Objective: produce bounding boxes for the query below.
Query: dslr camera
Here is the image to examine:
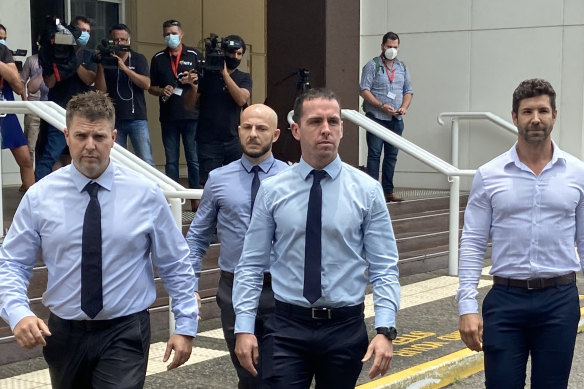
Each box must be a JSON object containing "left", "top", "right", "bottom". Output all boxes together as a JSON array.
[{"left": 96, "top": 39, "right": 131, "bottom": 69}]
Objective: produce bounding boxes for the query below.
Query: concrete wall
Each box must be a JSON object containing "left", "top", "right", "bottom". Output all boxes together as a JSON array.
[
  {"left": 360, "top": 0, "right": 584, "bottom": 190},
  {"left": 0, "top": 0, "right": 32, "bottom": 185}
]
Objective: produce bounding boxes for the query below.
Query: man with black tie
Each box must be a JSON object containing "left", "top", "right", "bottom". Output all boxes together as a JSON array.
[
  {"left": 233, "top": 88, "right": 401, "bottom": 387},
  {"left": 0, "top": 91, "right": 198, "bottom": 388},
  {"left": 186, "top": 103, "right": 287, "bottom": 388}
]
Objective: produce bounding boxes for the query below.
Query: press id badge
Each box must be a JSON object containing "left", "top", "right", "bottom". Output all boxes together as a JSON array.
[
  {"left": 386, "top": 90, "right": 396, "bottom": 100},
  {"left": 173, "top": 87, "right": 183, "bottom": 96}
]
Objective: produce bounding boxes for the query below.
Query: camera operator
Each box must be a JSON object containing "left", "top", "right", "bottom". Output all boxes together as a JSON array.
[
  {"left": 183, "top": 34, "right": 252, "bottom": 185},
  {"left": 149, "top": 20, "right": 202, "bottom": 207},
  {"left": 94, "top": 24, "right": 154, "bottom": 166},
  {"left": 36, "top": 16, "right": 96, "bottom": 181}
]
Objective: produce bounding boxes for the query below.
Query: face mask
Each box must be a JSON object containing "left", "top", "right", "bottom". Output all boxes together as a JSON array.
[
  {"left": 0, "top": 40, "right": 6, "bottom": 46},
  {"left": 384, "top": 48, "right": 398, "bottom": 60},
  {"left": 77, "top": 31, "right": 90, "bottom": 46},
  {"left": 225, "top": 56, "right": 241, "bottom": 70},
  {"left": 165, "top": 34, "right": 180, "bottom": 49}
]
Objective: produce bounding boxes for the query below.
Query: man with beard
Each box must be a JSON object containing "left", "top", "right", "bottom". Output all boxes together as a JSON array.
[
  {"left": 186, "top": 104, "right": 287, "bottom": 388},
  {"left": 183, "top": 34, "right": 252, "bottom": 185},
  {"left": 457, "top": 78, "right": 584, "bottom": 388}
]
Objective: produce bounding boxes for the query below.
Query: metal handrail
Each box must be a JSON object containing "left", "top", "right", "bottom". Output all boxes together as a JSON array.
[
  {"left": 288, "top": 109, "right": 475, "bottom": 275},
  {"left": 0, "top": 100, "right": 202, "bottom": 335},
  {"left": 437, "top": 112, "right": 517, "bottom": 168}
]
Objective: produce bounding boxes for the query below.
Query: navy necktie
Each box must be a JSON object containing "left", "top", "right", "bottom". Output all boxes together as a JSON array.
[
  {"left": 303, "top": 170, "right": 327, "bottom": 304},
  {"left": 250, "top": 165, "right": 260, "bottom": 214},
  {"left": 81, "top": 182, "right": 103, "bottom": 319}
]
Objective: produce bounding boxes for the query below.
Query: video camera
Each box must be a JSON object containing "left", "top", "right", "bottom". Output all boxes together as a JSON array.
[
  {"left": 8, "top": 49, "right": 27, "bottom": 72},
  {"left": 38, "top": 16, "right": 82, "bottom": 80},
  {"left": 96, "top": 39, "right": 130, "bottom": 69},
  {"left": 196, "top": 33, "right": 242, "bottom": 87}
]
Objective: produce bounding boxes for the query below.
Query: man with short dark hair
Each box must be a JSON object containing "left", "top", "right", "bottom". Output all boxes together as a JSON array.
[
  {"left": 233, "top": 88, "right": 400, "bottom": 388},
  {"left": 149, "top": 19, "right": 202, "bottom": 200},
  {"left": 94, "top": 23, "right": 154, "bottom": 165},
  {"left": 0, "top": 90, "right": 198, "bottom": 389},
  {"left": 360, "top": 31, "right": 413, "bottom": 202},
  {"left": 183, "top": 34, "right": 252, "bottom": 185},
  {"left": 457, "top": 78, "right": 583, "bottom": 388}
]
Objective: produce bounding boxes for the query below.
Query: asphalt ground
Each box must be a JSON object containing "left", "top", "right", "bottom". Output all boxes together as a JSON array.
[{"left": 1, "top": 267, "right": 583, "bottom": 389}]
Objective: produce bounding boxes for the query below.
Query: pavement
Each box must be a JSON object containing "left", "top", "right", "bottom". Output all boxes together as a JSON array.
[{"left": 0, "top": 266, "right": 583, "bottom": 389}]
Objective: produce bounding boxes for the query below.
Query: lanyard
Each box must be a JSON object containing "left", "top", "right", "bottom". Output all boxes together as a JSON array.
[
  {"left": 168, "top": 46, "right": 182, "bottom": 77},
  {"left": 381, "top": 55, "right": 395, "bottom": 84}
]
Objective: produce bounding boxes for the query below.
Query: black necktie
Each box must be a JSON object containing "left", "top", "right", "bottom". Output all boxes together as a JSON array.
[
  {"left": 250, "top": 165, "right": 260, "bottom": 214},
  {"left": 303, "top": 170, "right": 327, "bottom": 304},
  {"left": 81, "top": 182, "right": 103, "bottom": 319}
]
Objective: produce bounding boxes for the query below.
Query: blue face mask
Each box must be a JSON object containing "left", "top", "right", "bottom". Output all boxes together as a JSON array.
[
  {"left": 77, "top": 31, "right": 90, "bottom": 46},
  {"left": 0, "top": 39, "right": 6, "bottom": 46},
  {"left": 165, "top": 34, "right": 180, "bottom": 49}
]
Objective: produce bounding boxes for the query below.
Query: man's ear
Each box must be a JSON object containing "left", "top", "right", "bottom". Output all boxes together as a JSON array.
[
  {"left": 291, "top": 123, "right": 300, "bottom": 141},
  {"left": 272, "top": 128, "right": 281, "bottom": 143}
]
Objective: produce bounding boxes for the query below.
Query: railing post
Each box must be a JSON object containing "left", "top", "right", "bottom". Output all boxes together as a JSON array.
[
  {"left": 451, "top": 118, "right": 459, "bottom": 168},
  {"left": 449, "top": 176, "right": 460, "bottom": 276},
  {"left": 168, "top": 197, "right": 183, "bottom": 335}
]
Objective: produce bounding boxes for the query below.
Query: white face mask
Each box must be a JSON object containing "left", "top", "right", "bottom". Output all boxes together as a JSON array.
[{"left": 384, "top": 48, "right": 398, "bottom": 60}]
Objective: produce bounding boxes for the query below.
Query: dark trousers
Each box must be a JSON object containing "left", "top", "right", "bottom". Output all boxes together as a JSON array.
[
  {"left": 217, "top": 272, "right": 275, "bottom": 389},
  {"left": 198, "top": 138, "right": 242, "bottom": 185},
  {"left": 365, "top": 112, "right": 404, "bottom": 195},
  {"left": 482, "top": 282, "right": 580, "bottom": 389},
  {"left": 263, "top": 301, "right": 369, "bottom": 389},
  {"left": 43, "top": 311, "right": 150, "bottom": 389}
]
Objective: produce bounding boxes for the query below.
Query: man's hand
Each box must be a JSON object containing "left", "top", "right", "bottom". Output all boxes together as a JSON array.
[
  {"left": 361, "top": 334, "right": 393, "bottom": 378},
  {"left": 163, "top": 334, "right": 194, "bottom": 370},
  {"left": 13, "top": 316, "right": 51, "bottom": 349},
  {"left": 179, "top": 70, "right": 198, "bottom": 87},
  {"left": 397, "top": 106, "right": 408, "bottom": 115},
  {"left": 381, "top": 104, "right": 397, "bottom": 116},
  {"left": 235, "top": 333, "right": 259, "bottom": 376},
  {"left": 113, "top": 54, "right": 127, "bottom": 71},
  {"left": 161, "top": 85, "right": 174, "bottom": 97},
  {"left": 459, "top": 313, "right": 483, "bottom": 352}
]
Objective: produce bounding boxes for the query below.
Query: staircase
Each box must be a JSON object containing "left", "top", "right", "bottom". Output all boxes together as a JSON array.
[{"left": 0, "top": 187, "right": 468, "bottom": 365}]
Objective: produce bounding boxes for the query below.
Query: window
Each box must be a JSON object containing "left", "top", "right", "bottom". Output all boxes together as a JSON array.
[{"left": 68, "top": 0, "right": 123, "bottom": 48}]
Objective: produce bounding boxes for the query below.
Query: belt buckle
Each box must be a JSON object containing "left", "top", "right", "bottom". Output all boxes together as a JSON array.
[
  {"left": 311, "top": 307, "right": 331, "bottom": 320},
  {"left": 526, "top": 278, "right": 543, "bottom": 290}
]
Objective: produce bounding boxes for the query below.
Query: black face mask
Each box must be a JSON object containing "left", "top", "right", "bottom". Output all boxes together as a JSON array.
[{"left": 225, "top": 56, "right": 241, "bottom": 70}]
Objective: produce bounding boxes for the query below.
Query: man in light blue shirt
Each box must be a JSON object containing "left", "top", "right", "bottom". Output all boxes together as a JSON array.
[
  {"left": 360, "top": 31, "right": 413, "bottom": 202},
  {"left": 457, "top": 79, "right": 584, "bottom": 388},
  {"left": 0, "top": 91, "right": 198, "bottom": 388},
  {"left": 233, "top": 89, "right": 400, "bottom": 388},
  {"left": 186, "top": 103, "right": 287, "bottom": 388}
]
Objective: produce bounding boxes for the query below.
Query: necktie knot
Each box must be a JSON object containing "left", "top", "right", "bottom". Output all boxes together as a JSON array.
[
  {"left": 251, "top": 165, "right": 260, "bottom": 174},
  {"left": 84, "top": 182, "right": 100, "bottom": 198},
  {"left": 311, "top": 170, "right": 327, "bottom": 184}
]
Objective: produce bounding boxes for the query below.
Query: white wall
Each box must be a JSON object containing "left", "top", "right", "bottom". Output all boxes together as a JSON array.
[
  {"left": 360, "top": 0, "right": 584, "bottom": 190},
  {"left": 0, "top": 0, "right": 33, "bottom": 185}
]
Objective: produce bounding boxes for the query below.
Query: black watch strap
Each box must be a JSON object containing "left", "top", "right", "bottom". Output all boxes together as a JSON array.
[{"left": 376, "top": 326, "right": 397, "bottom": 340}]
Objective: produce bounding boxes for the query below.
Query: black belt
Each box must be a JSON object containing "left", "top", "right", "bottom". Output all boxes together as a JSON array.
[
  {"left": 275, "top": 300, "right": 364, "bottom": 321},
  {"left": 221, "top": 270, "right": 271, "bottom": 286},
  {"left": 50, "top": 310, "right": 148, "bottom": 331},
  {"left": 493, "top": 272, "right": 576, "bottom": 290}
]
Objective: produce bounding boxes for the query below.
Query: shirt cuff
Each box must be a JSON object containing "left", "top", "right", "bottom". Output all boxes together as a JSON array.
[
  {"left": 8, "top": 305, "right": 36, "bottom": 331},
  {"left": 373, "top": 307, "right": 396, "bottom": 329},
  {"left": 458, "top": 299, "right": 479, "bottom": 316},
  {"left": 174, "top": 316, "right": 199, "bottom": 337},
  {"left": 234, "top": 312, "right": 256, "bottom": 334}
]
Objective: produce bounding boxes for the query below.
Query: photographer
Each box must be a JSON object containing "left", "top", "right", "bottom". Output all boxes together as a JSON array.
[
  {"left": 183, "top": 34, "right": 252, "bottom": 185},
  {"left": 94, "top": 24, "right": 154, "bottom": 166},
  {"left": 149, "top": 19, "right": 202, "bottom": 205},
  {"left": 36, "top": 16, "right": 96, "bottom": 181}
]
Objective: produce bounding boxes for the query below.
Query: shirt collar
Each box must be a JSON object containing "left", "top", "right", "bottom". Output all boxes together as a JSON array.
[
  {"left": 70, "top": 160, "right": 114, "bottom": 193},
  {"left": 298, "top": 155, "right": 342, "bottom": 180},
  {"left": 240, "top": 154, "right": 276, "bottom": 174},
  {"left": 506, "top": 140, "right": 566, "bottom": 169}
]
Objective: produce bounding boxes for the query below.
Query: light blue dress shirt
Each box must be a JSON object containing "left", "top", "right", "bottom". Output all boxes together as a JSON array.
[
  {"left": 360, "top": 57, "right": 413, "bottom": 121},
  {"left": 186, "top": 154, "right": 288, "bottom": 289},
  {"left": 233, "top": 156, "right": 401, "bottom": 334},
  {"left": 457, "top": 142, "right": 584, "bottom": 315},
  {"left": 0, "top": 162, "right": 199, "bottom": 336}
]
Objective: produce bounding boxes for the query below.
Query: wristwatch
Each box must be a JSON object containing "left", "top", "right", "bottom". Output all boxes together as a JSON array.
[{"left": 376, "top": 326, "right": 397, "bottom": 341}]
